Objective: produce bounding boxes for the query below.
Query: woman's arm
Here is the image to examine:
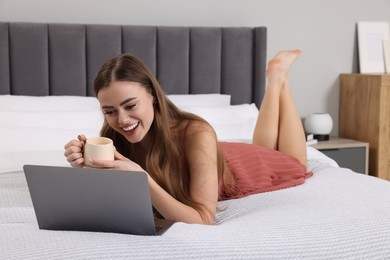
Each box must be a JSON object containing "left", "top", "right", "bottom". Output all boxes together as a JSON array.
[
  {"left": 148, "top": 121, "right": 219, "bottom": 224},
  {"left": 89, "top": 122, "right": 219, "bottom": 224}
]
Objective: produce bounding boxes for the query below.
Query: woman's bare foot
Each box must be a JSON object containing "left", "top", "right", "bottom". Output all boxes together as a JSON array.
[{"left": 266, "top": 50, "right": 301, "bottom": 84}]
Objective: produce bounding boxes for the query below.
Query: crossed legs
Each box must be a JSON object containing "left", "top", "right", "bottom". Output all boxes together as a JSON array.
[{"left": 252, "top": 50, "right": 307, "bottom": 168}]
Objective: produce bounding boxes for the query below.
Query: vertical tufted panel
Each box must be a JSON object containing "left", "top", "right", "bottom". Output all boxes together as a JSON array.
[
  {"left": 10, "top": 23, "right": 49, "bottom": 96},
  {"left": 49, "top": 24, "right": 86, "bottom": 96},
  {"left": 0, "top": 22, "right": 10, "bottom": 94},
  {"left": 123, "top": 26, "right": 157, "bottom": 76},
  {"left": 87, "top": 24, "right": 122, "bottom": 96},
  {"left": 157, "top": 27, "right": 189, "bottom": 94},
  {"left": 254, "top": 27, "right": 267, "bottom": 106},
  {"left": 190, "top": 27, "right": 222, "bottom": 94},
  {"left": 221, "top": 28, "right": 253, "bottom": 105}
]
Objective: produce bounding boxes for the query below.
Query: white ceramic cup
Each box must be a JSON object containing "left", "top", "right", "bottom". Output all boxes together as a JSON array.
[{"left": 83, "top": 137, "right": 114, "bottom": 167}]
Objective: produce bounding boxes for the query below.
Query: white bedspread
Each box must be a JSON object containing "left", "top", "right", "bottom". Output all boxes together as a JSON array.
[{"left": 1, "top": 149, "right": 390, "bottom": 259}]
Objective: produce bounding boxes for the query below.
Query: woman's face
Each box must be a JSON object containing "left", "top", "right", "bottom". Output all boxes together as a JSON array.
[{"left": 97, "top": 81, "right": 155, "bottom": 145}]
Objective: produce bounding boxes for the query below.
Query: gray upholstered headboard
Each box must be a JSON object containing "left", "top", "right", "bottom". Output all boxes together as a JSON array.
[{"left": 0, "top": 22, "right": 267, "bottom": 105}]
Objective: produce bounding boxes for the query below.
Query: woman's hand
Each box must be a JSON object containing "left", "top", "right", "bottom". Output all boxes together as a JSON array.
[
  {"left": 64, "top": 134, "right": 87, "bottom": 168},
  {"left": 90, "top": 150, "right": 146, "bottom": 173}
]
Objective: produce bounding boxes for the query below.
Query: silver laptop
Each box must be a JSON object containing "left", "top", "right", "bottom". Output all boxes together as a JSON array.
[{"left": 23, "top": 165, "right": 174, "bottom": 236}]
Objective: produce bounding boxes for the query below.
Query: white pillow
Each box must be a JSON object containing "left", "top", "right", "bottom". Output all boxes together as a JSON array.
[
  {"left": 181, "top": 103, "right": 259, "bottom": 142},
  {"left": 0, "top": 95, "right": 104, "bottom": 153},
  {"left": 167, "top": 94, "right": 231, "bottom": 107},
  {"left": 0, "top": 95, "right": 100, "bottom": 112},
  {"left": 0, "top": 126, "right": 101, "bottom": 153},
  {"left": 0, "top": 110, "right": 104, "bottom": 130}
]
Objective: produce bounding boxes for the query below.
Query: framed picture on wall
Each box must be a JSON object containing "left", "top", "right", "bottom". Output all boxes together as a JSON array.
[{"left": 357, "top": 21, "right": 389, "bottom": 73}]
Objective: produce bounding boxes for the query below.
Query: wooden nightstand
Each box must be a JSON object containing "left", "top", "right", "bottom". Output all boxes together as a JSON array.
[{"left": 310, "top": 137, "right": 369, "bottom": 174}]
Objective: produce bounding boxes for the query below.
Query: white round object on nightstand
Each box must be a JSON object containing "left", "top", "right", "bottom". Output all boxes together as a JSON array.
[{"left": 304, "top": 113, "right": 333, "bottom": 141}]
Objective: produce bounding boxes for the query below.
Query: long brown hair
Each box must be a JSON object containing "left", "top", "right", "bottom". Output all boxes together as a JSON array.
[{"left": 94, "top": 54, "right": 236, "bottom": 219}]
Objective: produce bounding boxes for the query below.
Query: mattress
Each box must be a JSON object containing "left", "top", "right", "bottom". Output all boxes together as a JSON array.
[{"left": 1, "top": 147, "right": 390, "bottom": 259}]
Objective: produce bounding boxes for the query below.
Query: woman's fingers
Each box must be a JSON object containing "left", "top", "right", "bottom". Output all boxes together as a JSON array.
[
  {"left": 87, "top": 158, "right": 115, "bottom": 169},
  {"left": 89, "top": 155, "right": 144, "bottom": 172},
  {"left": 114, "top": 150, "right": 129, "bottom": 161},
  {"left": 78, "top": 134, "right": 87, "bottom": 142},
  {"left": 63, "top": 143, "right": 82, "bottom": 157},
  {"left": 64, "top": 139, "right": 83, "bottom": 150},
  {"left": 64, "top": 134, "right": 87, "bottom": 168},
  {"left": 69, "top": 157, "right": 85, "bottom": 168},
  {"left": 65, "top": 150, "right": 84, "bottom": 162},
  {"left": 90, "top": 150, "right": 129, "bottom": 169}
]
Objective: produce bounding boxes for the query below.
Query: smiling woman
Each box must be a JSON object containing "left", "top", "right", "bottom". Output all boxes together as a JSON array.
[
  {"left": 63, "top": 51, "right": 311, "bottom": 225},
  {"left": 65, "top": 54, "right": 223, "bottom": 224}
]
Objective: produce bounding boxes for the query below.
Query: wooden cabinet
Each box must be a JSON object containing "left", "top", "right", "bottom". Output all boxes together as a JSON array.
[
  {"left": 339, "top": 74, "right": 390, "bottom": 180},
  {"left": 311, "top": 137, "right": 369, "bottom": 174}
]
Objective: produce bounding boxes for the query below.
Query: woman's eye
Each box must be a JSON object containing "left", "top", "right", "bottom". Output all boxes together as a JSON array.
[
  {"left": 103, "top": 110, "right": 115, "bottom": 116},
  {"left": 125, "top": 104, "right": 136, "bottom": 110}
]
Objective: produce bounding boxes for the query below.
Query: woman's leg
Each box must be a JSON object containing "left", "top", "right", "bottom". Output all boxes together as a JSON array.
[
  {"left": 278, "top": 77, "right": 307, "bottom": 167},
  {"left": 252, "top": 50, "right": 307, "bottom": 168}
]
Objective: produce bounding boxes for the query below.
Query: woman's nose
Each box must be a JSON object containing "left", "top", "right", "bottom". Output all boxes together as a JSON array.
[{"left": 118, "top": 110, "right": 130, "bottom": 125}]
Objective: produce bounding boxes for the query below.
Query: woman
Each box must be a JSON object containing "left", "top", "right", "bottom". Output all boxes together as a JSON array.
[{"left": 64, "top": 50, "right": 310, "bottom": 225}]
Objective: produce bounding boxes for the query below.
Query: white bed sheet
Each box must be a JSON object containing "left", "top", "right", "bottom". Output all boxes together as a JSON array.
[{"left": 1, "top": 148, "right": 390, "bottom": 259}]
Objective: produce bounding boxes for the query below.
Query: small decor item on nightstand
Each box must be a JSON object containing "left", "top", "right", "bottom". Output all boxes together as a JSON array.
[{"left": 304, "top": 113, "right": 333, "bottom": 141}]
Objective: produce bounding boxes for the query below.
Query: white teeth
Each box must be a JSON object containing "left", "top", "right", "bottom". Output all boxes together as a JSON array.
[{"left": 122, "top": 122, "right": 139, "bottom": 131}]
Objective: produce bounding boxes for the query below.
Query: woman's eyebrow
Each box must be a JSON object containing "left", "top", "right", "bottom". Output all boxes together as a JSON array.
[
  {"left": 120, "top": 97, "right": 136, "bottom": 106},
  {"left": 101, "top": 97, "right": 136, "bottom": 109}
]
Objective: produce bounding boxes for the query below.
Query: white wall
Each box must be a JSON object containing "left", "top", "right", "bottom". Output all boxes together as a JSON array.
[{"left": 1, "top": 0, "right": 390, "bottom": 135}]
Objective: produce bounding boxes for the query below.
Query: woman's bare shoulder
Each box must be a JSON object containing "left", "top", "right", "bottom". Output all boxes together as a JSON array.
[
  {"left": 184, "top": 119, "right": 216, "bottom": 139},
  {"left": 182, "top": 119, "right": 217, "bottom": 155},
  {"left": 182, "top": 119, "right": 218, "bottom": 171}
]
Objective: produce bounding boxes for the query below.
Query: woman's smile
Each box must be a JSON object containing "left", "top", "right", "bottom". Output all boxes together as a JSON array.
[{"left": 122, "top": 121, "right": 139, "bottom": 132}]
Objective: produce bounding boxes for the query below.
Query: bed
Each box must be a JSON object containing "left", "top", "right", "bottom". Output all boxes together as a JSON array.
[{"left": 1, "top": 21, "right": 390, "bottom": 259}]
